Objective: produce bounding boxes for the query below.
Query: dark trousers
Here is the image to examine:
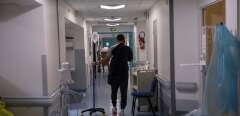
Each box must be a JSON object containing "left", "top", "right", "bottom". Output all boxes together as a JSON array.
[{"left": 111, "top": 78, "right": 128, "bottom": 109}]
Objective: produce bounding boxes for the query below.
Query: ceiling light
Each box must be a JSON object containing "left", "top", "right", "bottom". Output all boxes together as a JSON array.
[
  {"left": 106, "top": 24, "right": 120, "bottom": 26},
  {"left": 104, "top": 18, "right": 122, "bottom": 22},
  {"left": 100, "top": 5, "right": 126, "bottom": 10}
]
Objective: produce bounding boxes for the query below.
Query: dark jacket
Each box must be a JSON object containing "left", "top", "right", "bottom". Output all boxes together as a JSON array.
[{"left": 108, "top": 43, "right": 133, "bottom": 84}]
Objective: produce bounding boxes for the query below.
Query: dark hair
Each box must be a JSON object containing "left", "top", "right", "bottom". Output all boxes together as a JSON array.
[{"left": 116, "top": 34, "right": 125, "bottom": 41}]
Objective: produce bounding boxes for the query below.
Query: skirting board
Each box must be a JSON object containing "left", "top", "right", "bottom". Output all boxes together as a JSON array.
[
  {"left": 157, "top": 77, "right": 199, "bottom": 112},
  {"left": 161, "top": 89, "right": 199, "bottom": 112}
]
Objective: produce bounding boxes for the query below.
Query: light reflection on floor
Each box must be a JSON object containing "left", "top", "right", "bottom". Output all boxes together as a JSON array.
[{"left": 69, "top": 72, "right": 160, "bottom": 116}]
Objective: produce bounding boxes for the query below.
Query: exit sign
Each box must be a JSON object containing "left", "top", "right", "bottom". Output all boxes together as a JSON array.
[{"left": 110, "top": 27, "right": 117, "bottom": 32}]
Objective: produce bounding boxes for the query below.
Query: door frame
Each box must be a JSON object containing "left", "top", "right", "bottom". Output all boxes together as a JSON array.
[{"left": 202, "top": 0, "right": 225, "bottom": 64}]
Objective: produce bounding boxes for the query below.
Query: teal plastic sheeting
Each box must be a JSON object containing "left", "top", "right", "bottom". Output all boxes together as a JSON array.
[{"left": 202, "top": 24, "right": 240, "bottom": 116}]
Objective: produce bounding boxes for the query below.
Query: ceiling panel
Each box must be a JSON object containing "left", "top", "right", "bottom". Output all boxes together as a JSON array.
[{"left": 65, "top": 0, "right": 158, "bottom": 23}]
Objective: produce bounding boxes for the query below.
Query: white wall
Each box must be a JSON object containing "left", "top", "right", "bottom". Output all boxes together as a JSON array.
[
  {"left": 66, "top": 21, "right": 85, "bottom": 49},
  {"left": 58, "top": 5, "right": 87, "bottom": 90},
  {"left": 0, "top": 0, "right": 85, "bottom": 97},
  {"left": 65, "top": 21, "right": 85, "bottom": 67},
  {"left": 136, "top": 0, "right": 236, "bottom": 104},
  {"left": 0, "top": 0, "right": 86, "bottom": 115},
  {"left": 145, "top": 0, "right": 201, "bottom": 101},
  {"left": 37, "top": 0, "right": 61, "bottom": 96},
  {"left": 37, "top": 0, "right": 85, "bottom": 95},
  {"left": 58, "top": 0, "right": 84, "bottom": 63},
  {"left": 174, "top": 0, "right": 200, "bottom": 100},
  {"left": 147, "top": 0, "right": 170, "bottom": 80},
  {"left": 57, "top": 0, "right": 85, "bottom": 94},
  {"left": 0, "top": 4, "right": 45, "bottom": 97},
  {"left": 225, "top": 0, "right": 238, "bottom": 35}
]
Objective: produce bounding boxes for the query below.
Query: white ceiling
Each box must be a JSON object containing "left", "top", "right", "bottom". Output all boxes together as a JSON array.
[
  {"left": 65, "top": 0, "right": 158, "bottom": 23},
  {"left": 0, "top": 0, "right": 40, "bottom": 6}
]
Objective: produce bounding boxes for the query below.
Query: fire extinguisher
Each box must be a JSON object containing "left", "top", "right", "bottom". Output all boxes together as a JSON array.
[{"left": 138, "top": 31, "right": 145, "bottom": 49}]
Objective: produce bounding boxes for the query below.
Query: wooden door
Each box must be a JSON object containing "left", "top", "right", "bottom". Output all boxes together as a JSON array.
[{"left": 202, "top": 0, "right": 225, "bottom": 63}]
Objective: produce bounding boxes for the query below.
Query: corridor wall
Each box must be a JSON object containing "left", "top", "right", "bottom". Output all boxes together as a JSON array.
[
  {"left": 65, "top": 20, "right": 87, "bottom": 91},
  {"left": 37, "top": 0, "right": 85, "bottom": 96},
  {"left": 174, "top": 0, "right": 200, "bottom": 101},
  {"left": 143, "top": 0, "right": 200, "bottom": 112},
  {"left": 147, "top": 0, "right": 170, "bottom": 81},
  {"left": 225, "top": 0, "right": 238, "bottom": 35},
  {"left": 0, "top": 3, "right": 46, "bottom": 116},
  {"left": 0, "top": 0, "right": 86, "bottom": 115},
  {"left": 38, "top": 0, "right": 60, "bottom": 97},
  {"left": 140, "top": 0, "right": 239, "bottom": 112},
  {"left": 0, "top": 3, "right": 45, "bottom": 97}
]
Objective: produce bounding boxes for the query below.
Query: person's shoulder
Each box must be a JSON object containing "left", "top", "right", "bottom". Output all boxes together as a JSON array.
[
  {"left": 110, "top": 44, "right": 117, "bottom": 51},
  {"left": 111, "top": 44, "right": 118, "bottom": 49},
  {"left": 124, "top": 45, "right": 131, "bottom": 49}
]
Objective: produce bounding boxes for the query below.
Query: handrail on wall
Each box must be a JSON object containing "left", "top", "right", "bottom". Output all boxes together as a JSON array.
[
  {"left": 3, "top": 97, "right": 53, "bottom": 107},
  {"left": 156, "top": 74, "right": 198, "bottom": 93},
  {"left": 1, "top": 88, "right": 61, "bottom": 107},
  {"left": 2, "top": 88, "right": 84, "bottom": 107}
]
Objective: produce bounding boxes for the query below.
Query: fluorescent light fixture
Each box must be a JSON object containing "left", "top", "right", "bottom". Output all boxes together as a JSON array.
[
  {"left": 106, "top": 24, "right": 120, "bottom": 26},
  {"left": 106, "top": 42, "right": 110, "bottom": 46},
  {"left": 104, "top": 18, "right": 122, "bottom": 22},
  {"left": 100, "top": 5, "right": 126, "bottom": 10}
]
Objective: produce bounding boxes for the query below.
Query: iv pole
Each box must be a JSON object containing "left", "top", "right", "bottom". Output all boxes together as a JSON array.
[{"left": 81, "top": 34, "right": 105, "bottom": 116}]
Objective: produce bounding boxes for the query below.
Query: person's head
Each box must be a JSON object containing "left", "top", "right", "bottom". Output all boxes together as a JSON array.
[{"left": 116, "top": 34, "right": 125, "bottom": 44}]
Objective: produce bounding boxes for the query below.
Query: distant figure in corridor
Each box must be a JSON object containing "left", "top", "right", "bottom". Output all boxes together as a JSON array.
[
  {"left": 100, "top": 47, "right": 109, "bottom": 73},
  {"left": 107, "top": 34, "right": 133, "bottom": 115}
]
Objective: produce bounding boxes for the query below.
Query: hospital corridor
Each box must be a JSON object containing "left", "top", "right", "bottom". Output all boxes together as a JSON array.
[{"left": 0, "top": 0, "right": 240, "bottom": 116}]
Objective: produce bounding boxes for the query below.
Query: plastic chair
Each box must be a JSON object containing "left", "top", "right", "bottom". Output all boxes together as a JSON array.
[{"left": 131, "top": 78, "right": 158, "bottom": 116}]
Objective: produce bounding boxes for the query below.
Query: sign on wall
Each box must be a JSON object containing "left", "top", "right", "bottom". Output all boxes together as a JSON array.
[
  {"left": 138, "top": 31, "right": 145, "bottom": 49},
  {"left": 110, "top": 27, "right": 117, "bottom": 32}
]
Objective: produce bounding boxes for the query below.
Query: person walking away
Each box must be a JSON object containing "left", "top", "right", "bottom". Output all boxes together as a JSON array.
[{"left": 108, "top": 34, "right": 133, "bottom": 116}]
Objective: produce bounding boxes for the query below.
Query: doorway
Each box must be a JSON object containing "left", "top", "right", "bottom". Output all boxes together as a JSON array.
[
  {"left": 65, "top": 19, "right": 87, "bottom": 91},
  {"left": 202, "top": 0, "right": 225, "bottom": 63}
]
